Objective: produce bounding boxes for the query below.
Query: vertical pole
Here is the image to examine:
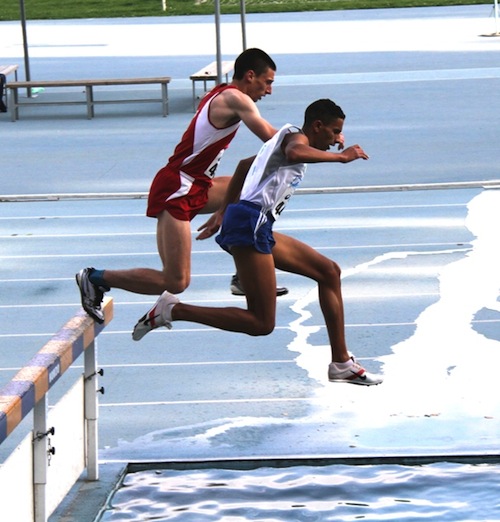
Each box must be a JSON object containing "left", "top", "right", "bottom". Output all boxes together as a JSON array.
[
  {"left": 84, "top": 339, "right": 99, "bottom": 481},
  {"left": 240, "top": 0, "right": 247, "bottom": 50},
  {"left": 33, "top": 397, "right": 48, "bottom": 522},
  {"left": 19, "top": 0, "right": 32, "bottom": 97},
  {"left": 215, "top": 0, "right": 222, "bottom": 84},
  {"left": 495, "top": 0, "right": 499, "bottom": 34}
]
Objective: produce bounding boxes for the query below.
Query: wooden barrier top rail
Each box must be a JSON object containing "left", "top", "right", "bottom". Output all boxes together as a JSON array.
[{"left": 0, "top": 297, "right": 113, "bottom": 444}]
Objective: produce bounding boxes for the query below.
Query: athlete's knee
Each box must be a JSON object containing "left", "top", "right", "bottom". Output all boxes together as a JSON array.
[
  {"left": 330, "top": 260, "right": 342, "bottom": 278},
  {"left": 161, "top": 272, "right": 191, "bottom": 294},
  {"left": 319, "top": 259, "right": 342, "bottom": 286},
  {"left": 250, "top": 318, "right": 275, "bottom": 336}
]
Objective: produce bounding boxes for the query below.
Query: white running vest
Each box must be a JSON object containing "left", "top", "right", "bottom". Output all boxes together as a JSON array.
[{"left": 240, "top": 124, "right": 306, "bottom": 227}]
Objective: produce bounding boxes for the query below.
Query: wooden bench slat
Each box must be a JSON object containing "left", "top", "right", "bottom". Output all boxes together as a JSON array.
[{"left": 8, "top": 77, "right": 171, "bottom": 88}]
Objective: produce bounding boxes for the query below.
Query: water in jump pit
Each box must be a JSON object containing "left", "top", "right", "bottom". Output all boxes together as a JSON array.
[{"left": 98, "top": 461, "right": 500, "bottom": 521}]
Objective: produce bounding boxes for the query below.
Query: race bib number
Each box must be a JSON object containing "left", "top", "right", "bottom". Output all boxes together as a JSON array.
[
  {"left": 271, "top": 185, "right": 295, "bottom": 219},
  {"left": 204, "top": 149, "right": 225, "bottom": 179},
  {"left": 271, "top": 172, "right": 303, "bottom": 219}
]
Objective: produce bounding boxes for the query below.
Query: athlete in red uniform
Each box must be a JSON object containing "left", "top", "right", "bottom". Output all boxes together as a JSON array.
[
  {"left": 147, "top": 84, "right": 242, "bottom": 221},
  {"left": 76, "top": 48, "right": 282, "bottom": 324}
]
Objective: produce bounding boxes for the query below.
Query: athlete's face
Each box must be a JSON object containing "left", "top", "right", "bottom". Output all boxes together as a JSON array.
[
  {"left": 247, "top": 67, "right": 275, "bottom": 101},
  {"left": 314, "top": 118, "right": 345, "bottom": 151}
]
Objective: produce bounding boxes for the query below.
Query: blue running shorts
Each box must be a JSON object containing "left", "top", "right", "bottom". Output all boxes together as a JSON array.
[{"left": 216, "top": 200, "right": 275, "bottom": 255}]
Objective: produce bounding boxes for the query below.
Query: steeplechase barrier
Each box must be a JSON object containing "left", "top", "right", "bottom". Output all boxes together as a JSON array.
[{"left": 0, "top": 297, "right": 113, "bottom": 522}]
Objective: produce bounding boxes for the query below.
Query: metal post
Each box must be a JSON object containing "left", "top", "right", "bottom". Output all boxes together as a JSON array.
[
  {"left": 33, "top": 397, "right": 48, "bottom": 522},
  {"left": 495, "top": 0, "right": 499, "bottom": 34},
  {"left": 240, "top": 0, "right": 247, "bottom": 50},
  {"left": 215, "top": 0, "right": 222, "bottom": 84},
  {"left": 19, "top": 0, "right": 32, "bottom": 97},
  {"left": 84, "top": 339, "right": 99, "bottom": 481}
]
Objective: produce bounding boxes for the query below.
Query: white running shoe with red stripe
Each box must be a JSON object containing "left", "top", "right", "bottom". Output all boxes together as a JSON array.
[
  {"left": 132, "top": 291, "right": 179, "bottom": 341},
  {"left": 328, "top": 356, "right": 383, "bottom": 386}
]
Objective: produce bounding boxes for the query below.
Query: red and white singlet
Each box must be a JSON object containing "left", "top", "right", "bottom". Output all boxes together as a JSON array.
[{"left": 147, "top": 84, "right": 241, "bottom": 221}]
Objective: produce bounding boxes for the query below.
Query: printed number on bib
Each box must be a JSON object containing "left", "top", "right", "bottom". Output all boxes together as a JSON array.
[
  {"left": 271, "top": 172, "right": 303, "bottom": 219},
  {"left": 204, "top": 149, "right": 225, "bottom": 179},
  {"left": 272, "top": 186, "right": 294, "bottom": 219}
]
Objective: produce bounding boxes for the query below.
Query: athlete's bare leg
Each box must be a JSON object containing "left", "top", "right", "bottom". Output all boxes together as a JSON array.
[
  {"left": 101, "top": 177, "right": 233, "bottom": 295},
  {"left": 168, "top": 232, "right": 349, "bottom": 360},
  {"left": 103, "top": 210, "right": 193, "bottom": 295},
  {"left": 171, "top": 246, "right": 277, "bottom": 335},
  {"left": 201, "top": 176, "right": 231, "bottom": 214},
  {"left": 201, "top": 175, "right": 288, "bottom": 297},
  {"left": 271, "top": 232, "right": 351, "bottom": 363}
]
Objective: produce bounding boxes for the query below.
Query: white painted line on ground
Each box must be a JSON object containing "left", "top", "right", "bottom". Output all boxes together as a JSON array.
[
  {"left": 0, "top": 203, "right": 469, "bottom": 218},
  {"left": 101, "top": 398, "right": 317, "bottom": 408},
  {"left": 2, "top": 320, "right": 498, "bottom": 341}
]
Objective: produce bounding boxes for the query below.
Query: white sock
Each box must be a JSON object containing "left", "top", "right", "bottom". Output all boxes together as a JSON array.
[{"left": 331, "top": 359, "right": 353, "bottom": 370}]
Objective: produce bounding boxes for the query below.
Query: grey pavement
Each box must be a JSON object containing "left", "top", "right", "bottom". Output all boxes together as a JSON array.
[{"left": 1, "top": 5, "right": 500, "bottom": 521}]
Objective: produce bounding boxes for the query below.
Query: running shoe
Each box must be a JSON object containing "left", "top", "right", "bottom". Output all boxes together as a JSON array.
[
  {"left": 328, "top": 356, "right": 383, "bottom": 386},
  {"left": 132, "top": 290, "right": 179, "bottom": 341},
  {"left": 230, "top": 274, "right": 289, "bottom": 297},
  {"left": 76, "top": 267, "right": 109, "bottom": 324}
]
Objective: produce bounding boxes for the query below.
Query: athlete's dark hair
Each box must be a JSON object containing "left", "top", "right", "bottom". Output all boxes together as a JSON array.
[
  {"left": 303, "top": 99, "right": 346, "bottom": 128},
  {"left": 233, "top": 48, "right": 277, "bottom": 80}
]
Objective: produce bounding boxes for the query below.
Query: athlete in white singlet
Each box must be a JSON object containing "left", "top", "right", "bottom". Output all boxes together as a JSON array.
[
  {"left": 240, "top": 124, "right": 305, "bottom": 220},
  {"left": 133, "top": 99, "right": 384, "bottom": 386}
]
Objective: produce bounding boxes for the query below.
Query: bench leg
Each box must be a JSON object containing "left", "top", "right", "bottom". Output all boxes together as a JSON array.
[
  {"left": 9, "top": 88, "right": 18, "bottom": 122},
  {"left": 85, "top": 86, "right": 94, "bottom": 119},
  {"left": 161, "top": 82, "right": 168, "bottom": 117}
]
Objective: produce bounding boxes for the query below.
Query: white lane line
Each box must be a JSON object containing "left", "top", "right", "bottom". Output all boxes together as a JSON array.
[
  {"left": 0, "top": 323, "right": 422, "bottom": 340},
  {"left": 0, "top": 356, "right": 386, "bottom": 374},
  {"left": 0, "top": 214, "right": 146, "bottom": 220},
  {"left": 0, "top": 202, "right": 468, "bottom": 220},
  {"left": 2, "top": 320, "right": 498, "bottom": 340},
  {"left": 0, "top": 218, "right": 471, "bottom": 240},
  {"left": 277, "top": 68, "right": 500, "bottom": 87},
  {"left": 100, "top": 398, "right": 316, "bottom": 408},
  {"left": 0, "top": 242, "right": 471, "bottom": 260},
  {"left": 0, "top": 292, "right": 442, "bottom": 311},
  {"left": 0, "top": 360, "right": 294, "bottom": 373}
]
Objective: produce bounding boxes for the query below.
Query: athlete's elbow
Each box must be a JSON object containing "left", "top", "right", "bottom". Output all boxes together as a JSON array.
[{"left": 285, "top": 148, "right": 306, "bottom": 164}]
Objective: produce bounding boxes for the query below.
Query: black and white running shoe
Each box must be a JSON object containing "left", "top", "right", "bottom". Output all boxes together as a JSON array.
[{"left": 76, "top": 267, "right": 108, "bottom": 324}]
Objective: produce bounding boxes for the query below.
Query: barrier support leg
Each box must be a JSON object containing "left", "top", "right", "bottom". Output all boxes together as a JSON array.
[
  {"left": 84, "top": 339, "right": 99, "bottom": 481},
  {"left": 33, "top": 395, "right": 49, "bottom": 522}
]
